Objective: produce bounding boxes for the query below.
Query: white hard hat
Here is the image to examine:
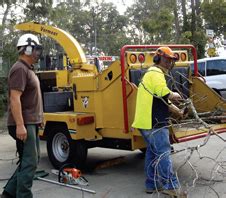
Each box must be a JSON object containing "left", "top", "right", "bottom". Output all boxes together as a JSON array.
[{"left": 17, "top": 33, "right": 40, "bottom": 47}]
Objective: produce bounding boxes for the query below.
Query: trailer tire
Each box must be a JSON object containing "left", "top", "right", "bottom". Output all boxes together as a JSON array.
[{"left": 47, "top": 127, "right": 87, "bottom": 169}]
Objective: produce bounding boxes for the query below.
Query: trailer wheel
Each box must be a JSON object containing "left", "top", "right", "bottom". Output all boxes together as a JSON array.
[{"left": 47, "top": 127, "right": 87, "bottom": 169}]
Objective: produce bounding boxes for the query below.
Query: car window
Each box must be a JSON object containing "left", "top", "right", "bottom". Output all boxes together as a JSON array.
[
  {"left": 206, "top": 59, "right": 226, "bottom": 76},
  {"left": 190, "top": 61, "right": 206, "bottom": 76}
]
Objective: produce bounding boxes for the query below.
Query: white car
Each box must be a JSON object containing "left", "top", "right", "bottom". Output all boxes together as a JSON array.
[{"left": 190, "top": 57, "right": 226, "bottom": 98}]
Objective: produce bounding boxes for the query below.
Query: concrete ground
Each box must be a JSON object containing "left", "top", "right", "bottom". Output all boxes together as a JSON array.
[{"left": 0, "top": 115, "right": 226, "bottom": 197}]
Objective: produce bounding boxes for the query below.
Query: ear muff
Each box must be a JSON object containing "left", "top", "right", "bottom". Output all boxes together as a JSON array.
[
  {"left": 24, "top": 37, "right": 37, "bottom": 56},
  {"left": 24, "top": 45, "right": 33, "bottom": 56},
  {"left": 153, "top": 55, "right": 161, "bottom": 64}
]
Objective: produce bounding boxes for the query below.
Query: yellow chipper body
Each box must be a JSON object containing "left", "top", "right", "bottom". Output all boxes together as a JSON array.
[{"left": 15, "top": 22, "right": 226, "bottom": 169}]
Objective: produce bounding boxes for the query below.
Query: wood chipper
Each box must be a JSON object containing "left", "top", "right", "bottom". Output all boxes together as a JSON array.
[{"left": 14, "top": 22, "right": 226, "bottom": 169}]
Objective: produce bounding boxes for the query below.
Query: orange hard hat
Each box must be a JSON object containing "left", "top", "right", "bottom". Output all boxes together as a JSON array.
[{"left": 155, "top": 46, "right": 176, "bottom": 59}]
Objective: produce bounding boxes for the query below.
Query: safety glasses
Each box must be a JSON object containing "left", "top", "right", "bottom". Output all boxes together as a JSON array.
[
  {"left": 34, "top": 45, "right": 43, "bottom": 56},
  {"left": 162, "top": 56, "right": 176, "bottom": 64}
]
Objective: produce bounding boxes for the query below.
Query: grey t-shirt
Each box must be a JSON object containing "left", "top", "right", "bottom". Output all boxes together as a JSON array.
[{"left": 7, "top": 59, "right": 43, "bottom": 126}]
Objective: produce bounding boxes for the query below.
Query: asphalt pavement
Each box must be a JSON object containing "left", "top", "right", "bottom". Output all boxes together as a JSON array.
[{"left": 1, "top": 122, "right": 226, "bottom": 198}]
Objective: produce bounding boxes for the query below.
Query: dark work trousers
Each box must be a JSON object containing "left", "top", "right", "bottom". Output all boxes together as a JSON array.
[{"left": 4, "top": 125, "right": 40, "bottom": 198}]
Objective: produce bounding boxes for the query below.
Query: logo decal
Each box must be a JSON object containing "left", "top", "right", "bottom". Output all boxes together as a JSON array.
[
  {"left": 41, "top": 26, "right": 58, "bottom": 36},
  {"left": 81, "top": 96, "right": 89, "bottom": 108}
]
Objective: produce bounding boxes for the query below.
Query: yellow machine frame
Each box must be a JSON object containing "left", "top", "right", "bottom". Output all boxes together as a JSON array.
[{"left": 15, "top": 22, "right": 226, "bottom": 169}]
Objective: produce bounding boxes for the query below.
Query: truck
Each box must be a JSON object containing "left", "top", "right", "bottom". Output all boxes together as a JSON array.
[{"left": 15, "top": 22, "right": 226, "bottom": 169}]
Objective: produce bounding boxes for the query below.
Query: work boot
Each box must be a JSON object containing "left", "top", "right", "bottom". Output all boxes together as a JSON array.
[{"left": 162, "top": 189, "right": 187, "bottom": 198}]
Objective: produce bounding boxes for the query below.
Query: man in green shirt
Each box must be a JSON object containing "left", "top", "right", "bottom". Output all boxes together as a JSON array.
[{"left": 132, "top": 46, "right": 187, "bottom": 197}]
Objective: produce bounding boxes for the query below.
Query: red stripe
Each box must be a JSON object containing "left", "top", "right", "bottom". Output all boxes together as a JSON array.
[{"left": 177, "top": 128, "right": 226, "bottom": 143}]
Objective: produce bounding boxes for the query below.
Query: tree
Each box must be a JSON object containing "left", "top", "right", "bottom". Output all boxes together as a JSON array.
[
  {"left": 0, "top": 0, "right": 19, "bottom": 74},
  {"left": 201, "top": 0, "right": 226, "bottom": 36},
  {"left": 189, "top": 0, "right": 206, "bottom": 58},
  {"left": 68, "top": 1, "right": 129, "bottom": 55},
  {"left": 181, "top": 0, "right": 189, "bottom": 32},
  {"left": 92, "top": 2, "right": 128, "bottom": 55},
  {"left": 50, "top": 0, "right": 81, "bottom": 32},
  {"left": 0, "top": 0, "right": 14, "bottom": 33},
  {"left": 126, "top": 0, "right": 177, "bottom": 44},
  {"left": 173, "top": 0, "right": 181, "bottom": 43},
  {"left": 23, "top": 0, "right": 53, "bottom": 23},
  {"left": 126, "top": 0, "right": 152, "bottom": 44},
  {"left": 126, "top": 0, "right": 207, "bottom": 57},
  {"left": 48, "top": 1, "right": 83, "bottom": 55},
  {"left": 142, "top": 8, "right": 174, "bottom": 43}
]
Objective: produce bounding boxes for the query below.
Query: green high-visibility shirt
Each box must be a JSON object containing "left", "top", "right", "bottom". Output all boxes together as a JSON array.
[{"left": 132, "top": 66, "right": 171, "bottom": 129}]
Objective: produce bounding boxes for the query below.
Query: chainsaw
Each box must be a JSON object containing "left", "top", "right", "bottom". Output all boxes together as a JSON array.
[{"left": 51, "top": 167, "right": 88, "bottom": 186}]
